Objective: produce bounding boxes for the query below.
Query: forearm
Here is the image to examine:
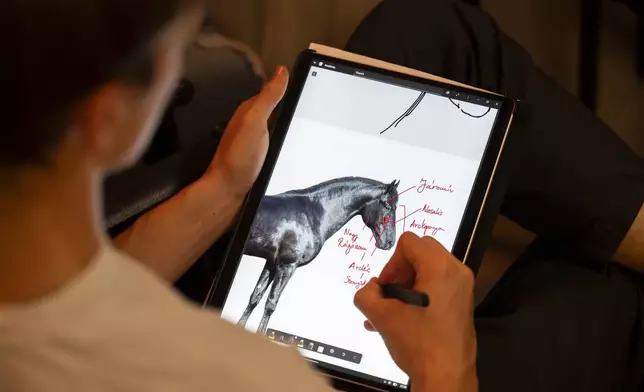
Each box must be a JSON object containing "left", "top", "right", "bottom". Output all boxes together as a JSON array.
[
  {"left": 113, "top": 170, "right": 243, "bottom": 282},
  {"left": 615, "top": 206, "right": 644, "bottom": 273},
  {"left": 413, "top": 373, "right": 478, "bottom": 392}
]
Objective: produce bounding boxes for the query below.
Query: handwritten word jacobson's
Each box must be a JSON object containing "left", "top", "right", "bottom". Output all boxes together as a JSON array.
[
  {"left": 417, "top": 178, "right": 454, "bottom": 194},
  {"left": 348, "top": 262, "right": 371, "bottom": 273},
  {"left": 410, "top": 219, "right": 446, "bottom": 236},
  {"left": 422, "top": 204, "right": 444, "bottom": 216},
  {"left": 338, "top": 238, "right": 367, "bottom": 255}
]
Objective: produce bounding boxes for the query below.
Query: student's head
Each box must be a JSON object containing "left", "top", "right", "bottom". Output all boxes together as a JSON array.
[{"left": 1, "top": 0, "right": 203, "bottom": 181}]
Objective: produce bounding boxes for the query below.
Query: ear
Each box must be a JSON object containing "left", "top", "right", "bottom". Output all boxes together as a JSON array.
[
  {"left": 75, "top": 85, "right": 126, "bottom": 162},
  {"left": 388, "top": 180, "right": 400, "bottom": 192},
  {"left": 75, "top": 81, "right": 155, "bottom": 171}
]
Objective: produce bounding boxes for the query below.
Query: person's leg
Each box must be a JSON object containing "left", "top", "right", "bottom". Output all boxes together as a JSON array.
[
  {"left": 474, "top": 240, "right": 644, "bottom": 392},
  {"left": 346, "top": 2, "right": 644, "bottom": 391},
  {"left": 346, "top": 0, "right": 644, "bottom": 262}
]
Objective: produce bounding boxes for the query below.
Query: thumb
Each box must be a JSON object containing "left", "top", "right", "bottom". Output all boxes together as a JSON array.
[
  {"left": 354, "top": 279, "right": 402, "bottom": 332},
  {"left": 252, "top": 66, "right": 289, "bottom": 122}
]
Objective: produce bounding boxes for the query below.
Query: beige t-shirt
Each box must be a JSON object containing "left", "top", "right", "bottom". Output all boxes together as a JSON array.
[{"left": 0, "top": 245, "right": 333, "bottom": 392}]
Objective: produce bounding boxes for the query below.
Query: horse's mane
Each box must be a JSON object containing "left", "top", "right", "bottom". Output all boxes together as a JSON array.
[{"left": 282, "top": 176, "right": 395, "bottom": 198}]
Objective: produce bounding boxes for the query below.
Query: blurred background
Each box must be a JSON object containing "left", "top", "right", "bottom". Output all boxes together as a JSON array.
[{"left": 208, "top": 0, "right": 643, "bottom": 156}]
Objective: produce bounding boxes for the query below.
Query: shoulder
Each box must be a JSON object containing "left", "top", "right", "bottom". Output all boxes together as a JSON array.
[
  {"left": 83, "top": 247, "right": 333, "bottom": 391},
  {"left": 0, "top": 245, "right": 332, "bottom": 391}
]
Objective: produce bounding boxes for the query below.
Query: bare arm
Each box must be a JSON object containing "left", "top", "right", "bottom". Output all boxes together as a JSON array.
[
  {"left": 615, "top": 206, "right": 644, "bottom": 273},
  {"left": 113, "top": 171, "right": 242, "bottom": 282}
]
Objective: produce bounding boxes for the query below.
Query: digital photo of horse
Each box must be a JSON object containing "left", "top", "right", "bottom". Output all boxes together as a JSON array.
[{"left": 237, "top": 176, "right": 400, "bottom": 334}]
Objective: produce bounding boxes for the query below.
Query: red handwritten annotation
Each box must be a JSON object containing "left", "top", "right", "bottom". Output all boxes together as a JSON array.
[
  {"left": 343, "top": 228, "right": 358, "bottom": 242},
  {"left": 417, "top": 178, "right": 454, "bottom": 194},
  {"left": 345, "top": 275, "right": 368, "bottom": 290},
  {"left": 409, "top": 219, "right": 446, "bottom": 236},
  {"left": 348, "top": 262, "right": 371, "bottom": 273},
  {"left": 338, "top": 238, "right": 368, "bottom": 255},
  {"left": 422, "top": 204, "right": 444, "bottom": 216}
]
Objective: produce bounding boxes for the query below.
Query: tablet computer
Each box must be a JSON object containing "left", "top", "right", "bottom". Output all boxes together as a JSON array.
[{"left": 207, "top": 46, "right": 516, "bottom": 391}]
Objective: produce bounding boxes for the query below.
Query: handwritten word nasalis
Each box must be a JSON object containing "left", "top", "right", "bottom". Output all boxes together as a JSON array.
[
  {"left": 422, "top": 204, "right": 444, "bottom": 216},
  {"left": 417, "top": 178, "right": 454, "bottom": 194},
  {"left": 410, "top": 219, "right": 446, "bottom": 236},
  {"left": 338, "top": 238, "right": 368, "bottom": 255}
]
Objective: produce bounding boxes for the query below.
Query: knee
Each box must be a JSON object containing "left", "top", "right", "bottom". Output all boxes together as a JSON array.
[
  {"left": 347, "top": 0, "right": 480, "bottom": 74},
  {"left": 355, "top": 0, "right": 463, "bottom": 34},
  {"left": 264, "top": 302, "right": 277, "bottom": 313}
]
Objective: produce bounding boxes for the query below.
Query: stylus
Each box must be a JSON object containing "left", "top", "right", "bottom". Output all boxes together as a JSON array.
[{"left": 381, "top": 285, "right": 430, "bottom": 308}]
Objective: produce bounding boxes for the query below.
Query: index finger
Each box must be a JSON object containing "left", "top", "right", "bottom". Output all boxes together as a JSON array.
[
  {"left": 378, "top": 232, "right": 421, "bottom": 286},
  {"left": 378, "top": 232, "right": 449, "bottom": 286}
]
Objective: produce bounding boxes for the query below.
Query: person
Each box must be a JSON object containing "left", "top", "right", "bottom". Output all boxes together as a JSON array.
[
  {"left": 118, "top": 0, "right": 644, "bottom": 390},
  {"left": 0, "top": 0, "right": 640, "bottom": 391},
  {"left": 0, "top": 0, "right": 477, "bottom": 391}
]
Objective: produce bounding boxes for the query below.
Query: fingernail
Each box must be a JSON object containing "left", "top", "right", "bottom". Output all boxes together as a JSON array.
[{"left": 272, "top": 65, "right": 286, "bottom": 80}]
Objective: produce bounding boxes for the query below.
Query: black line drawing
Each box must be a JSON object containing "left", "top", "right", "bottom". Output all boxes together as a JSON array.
[
  {"left": 380, "top": 92, "right": 426, "bottom": 134},
  {"left": 238, "top": 177, "right": 400, "bottom": 334},
  {"left": 449, "top": 97, "right": 491, "bottom": 118},
  {"left": 460, "top": 107, "right": 491, "bottom": 118},
  {"left": 380, "top": 91, "right": 491, "bottom": 136}
]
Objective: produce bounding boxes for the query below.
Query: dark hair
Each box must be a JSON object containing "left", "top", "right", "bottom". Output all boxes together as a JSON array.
[{"left": 1, "top": 0, "right": 195, "bottom": 166}]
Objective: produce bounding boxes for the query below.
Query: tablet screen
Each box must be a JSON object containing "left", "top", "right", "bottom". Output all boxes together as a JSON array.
[{"left": 220, "top": 59, "right": 502, "bottom": 389}]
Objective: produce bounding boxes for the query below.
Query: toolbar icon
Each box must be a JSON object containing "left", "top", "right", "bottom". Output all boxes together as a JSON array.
[{"left": 317, "top": 346, "right": 325, "bottom": 353}]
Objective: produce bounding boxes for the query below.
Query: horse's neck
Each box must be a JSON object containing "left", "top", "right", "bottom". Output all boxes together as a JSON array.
[{"left": 314, "top": 184, "right": 381, "bottom": 240}]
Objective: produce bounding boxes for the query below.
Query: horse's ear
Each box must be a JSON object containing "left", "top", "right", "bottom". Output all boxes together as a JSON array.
[{"left": 387, "top": 180, "right": 400, "bottom": 193}]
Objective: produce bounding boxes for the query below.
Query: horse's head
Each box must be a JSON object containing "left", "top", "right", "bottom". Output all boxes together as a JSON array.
[{"left": 361, "top": 180, "right": 400, "bottom": 250}]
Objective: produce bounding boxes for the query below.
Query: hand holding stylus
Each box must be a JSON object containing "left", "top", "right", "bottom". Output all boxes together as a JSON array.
[{"left": 354, "top": 232, "right": 478, "bottom": 392}]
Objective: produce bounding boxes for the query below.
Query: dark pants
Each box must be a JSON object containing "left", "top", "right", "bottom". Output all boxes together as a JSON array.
[{"left": 346, "top": 1, "right": 644, "bottom": 391}]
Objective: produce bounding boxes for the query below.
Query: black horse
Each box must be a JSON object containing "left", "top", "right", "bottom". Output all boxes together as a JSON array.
[{"left": 238, "top": 177, "right": 400, "bottom": 334}]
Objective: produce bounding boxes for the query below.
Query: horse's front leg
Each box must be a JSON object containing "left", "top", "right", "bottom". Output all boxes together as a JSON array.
[
  {"left": 238, "top": 262, "right": 275, "bottom": 328},
  {"left": 257, "top": 263, "right": 297, "bottom": 334}
]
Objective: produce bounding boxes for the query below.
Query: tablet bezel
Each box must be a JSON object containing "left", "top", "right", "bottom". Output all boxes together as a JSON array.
[{"left": 206, "top": 49, "right": 516, "bottom": 392}]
